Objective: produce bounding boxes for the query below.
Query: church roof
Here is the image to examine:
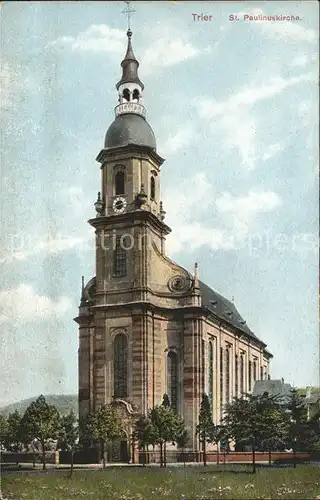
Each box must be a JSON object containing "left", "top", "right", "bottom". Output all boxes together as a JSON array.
[
  {"left": 104, "top": 113, "right": 156, "bottom": 150},
  {"left": 81, "top": 275, "right": 269, "bottom": 349},
  {"left": 116, "top": 30, "right": 144, "bottom": 90},
  {"left": 199, "top": 280, "right": 264, "bottom": 344}
]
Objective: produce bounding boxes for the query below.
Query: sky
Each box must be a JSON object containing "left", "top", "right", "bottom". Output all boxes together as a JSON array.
[{"left": 0, "top": 1, "right": 319, "bottom": 406}]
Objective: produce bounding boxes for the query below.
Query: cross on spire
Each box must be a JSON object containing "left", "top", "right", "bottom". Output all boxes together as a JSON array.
[{"left": 122, "top": 1, "right": 135, "bottom": 30}]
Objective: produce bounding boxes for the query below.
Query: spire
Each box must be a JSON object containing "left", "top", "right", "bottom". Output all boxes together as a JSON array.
[
  {"left": 116, "top": 29, "right": 144, "bottom": 91},
  {"left": 114, "top": 2, "right": 146, "bottom": 119}
]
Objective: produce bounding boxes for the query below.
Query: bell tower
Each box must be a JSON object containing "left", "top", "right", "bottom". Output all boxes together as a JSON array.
[
  {"left": 90, "top": 26, "right": 170, "bottom": 308},
  {"left": 76, "top": 17, "right": 175, "bottom": 422}
]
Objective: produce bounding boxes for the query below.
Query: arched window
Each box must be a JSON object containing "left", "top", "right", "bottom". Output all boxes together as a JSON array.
[
  {"left": 167, "top": 351, "right": 178, "bottom": 412},
  {"left": 248, "top": 360, "right": 252, "bottom": 392},
  {"left": 220, "top": 347, "right": 223, "bottom": 414},
  {"left": 208, "top": 341, "right": 213, "bottom": 410},
  {"left": 253, "top": 359, "right": 257, "bottom": 383},
  {"left": 113, "top": 236, "right": 127, "bottom": 277},
  {"left": 115, "top": 171, "right": 125, "bottom": 195},
  {"left": 225, "top": 348, "right": 230, "bottom": 404},
  {"left": 150, "top": 176, "right": 155, "bottom": 200},
  {"left": 113, "top": 333, "right": 128, "bottom": 398},
  {"left": 235, "top": 354, "right": 239, "bottom": 397},
  {"left": 132, "top": 89, "right": 139, "bottom": 102},
  {"left": 122, "top": 88, "right": 130, "bottom": 102},
  {"left": 240, "top": 354, "right": 244, "bottom": 396}
]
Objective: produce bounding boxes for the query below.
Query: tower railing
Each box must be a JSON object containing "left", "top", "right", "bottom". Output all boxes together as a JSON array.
[{"left": 115, "top": 102, "right": 146, "bottom": 118}]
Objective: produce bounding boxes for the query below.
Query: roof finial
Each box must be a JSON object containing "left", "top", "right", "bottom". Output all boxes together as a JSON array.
[
  {"left": 122, "top": 1, "right": 135, "bottom": 31},
  {"left": 194, "top": 262, "right": 199, "bottom": 289},
  {"left": 80, "top": 276, "right": 86, "bottom": 306}
]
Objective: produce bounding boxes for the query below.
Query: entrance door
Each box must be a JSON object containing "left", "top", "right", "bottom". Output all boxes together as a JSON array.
[
  {"left": 111, "top": 439, "right": 129, "bottom": 462},
  {"left": 120, "top": 440, "right": 129, "bottom": 462}
]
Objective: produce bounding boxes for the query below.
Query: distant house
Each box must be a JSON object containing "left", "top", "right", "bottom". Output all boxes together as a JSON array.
[
  {"left": 298, "top": 387, "right": 320, "bottom": 421},
  {"left": 252, "top": 378, "right": 292, "bottom": 405}
]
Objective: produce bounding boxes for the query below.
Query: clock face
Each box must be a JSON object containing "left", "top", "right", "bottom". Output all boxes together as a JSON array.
[{"left": 112, "top": 196, "right": 127, "bottom": 213}]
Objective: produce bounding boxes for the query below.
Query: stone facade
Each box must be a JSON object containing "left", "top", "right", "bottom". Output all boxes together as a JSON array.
[{"left": 74, "top": 28, "right": 273, "bottom": 459}]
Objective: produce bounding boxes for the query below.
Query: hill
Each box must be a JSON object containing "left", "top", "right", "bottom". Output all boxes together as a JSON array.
[{"left": 0, "top": 394, "right": 78, "bottom": 417}]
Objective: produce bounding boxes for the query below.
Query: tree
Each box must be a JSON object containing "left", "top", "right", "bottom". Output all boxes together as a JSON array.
[
  {"left": 5, "top": 410, "right": 24, "bottom": 466},
  {"left": 196, "top": 393, "right": 215, "bottom": 466},
  {"left": 161, "top": 393, "right": 171, "bottom": 464},
  {"left": 148, "top": 404, "right": 185, "bottom": 467},
  {"left": 20, "top": 395, "right": 60, "bottom": 470},
  {"left": 6, "top": 410, "right": 23, "bottom": 453},
  {"left": 286, "top": 389, "right": 315, "bottom": 467},
  {"left": 79, "top": 414, "right": 93, "bottom": 449},
  {"left": 211, "top": 424, "right": 227, "bottom": 465},
  {"left": 0, "top": 415, "right": 8, "bottom": 450},
  {"left": 259, "top": 396, "right": 289, "bottom": 466},
  {"left": 133, "top": 415, "right": 156, "bottom": 466},
  {"left": 88, "top": 404, "right": 122, "bottom": 468},
  {"left": 175, "top": 428, "right": 189, "bottom": 467},
  {"left": 224, "top": 393, "right": 282, "bottom": 473},
  {"left": 58, "top": 410, "right": 78, "bottom": 477}
]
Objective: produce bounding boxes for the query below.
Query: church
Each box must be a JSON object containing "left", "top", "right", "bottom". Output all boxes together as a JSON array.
[{"left": 75, "top": 26, "right": 272, "bottom": 460}]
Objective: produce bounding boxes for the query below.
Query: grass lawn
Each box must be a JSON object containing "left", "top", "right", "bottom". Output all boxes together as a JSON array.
[{"left": 2, "top": 465, "right": 320, "bottom": 499}]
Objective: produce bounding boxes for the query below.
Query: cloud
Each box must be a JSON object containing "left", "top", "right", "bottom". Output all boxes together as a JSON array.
[
  {"left": 161, "top": 126, "right": 194, "bottom": 155},
  {"left": 216, "top": 189, "right": 282, "bottom": 219},
  {"left": 141, "top": 39, "right": 200, "bottom": 71},
  {"left": 0, "top": 284, "right": 72, "bottom": 323},
  {"left": 291, "top": 54, "right": 309, "bottom": 67},
  {"left": 216, "top": 189, "right": 282, "bottom": 239},
  {"left": 0, "top": 186, "right": 94, "bottom": 265},
  {"left": 163, "top": 172, "right": 213, "bottom": 223},
  {"left": 262, "top": 141, "right": 286, "bottom": 161},
  {"left": 237, "top": 8, "right": 318, "bottom": 42},
  {"left": 196, "top": 72, "right": 315, "bottom": 169},
  {"left": 48, "top": 23, "right": 202, "bottom": 70},
  {"left": 60, "top": 186, "right": 92, "bottom": 214},
  {"left": 164, "top": 173, "right": 281, "bottom": 254},
  {"left": 258, "top": 16, "right": 318, "bottom": 43},
  {"left": 0, "top": 232, "right": 92, "bottom": 264},
  {"left": 218, "top": 112, "right": 257, "bottom": 169},
  {"left": 47, "top": 25, "right": 125, "bottom": 55},
  {"left": 197, "top": 73, "right": 315, "bottom": 119}
]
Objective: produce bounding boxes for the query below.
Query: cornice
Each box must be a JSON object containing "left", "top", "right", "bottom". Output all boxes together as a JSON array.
[
  {"left": 88, "top": 209, "right": 172, "bottom": 235},
  {"left": 96, "top": 144, "right": 165, "bottom": 167}
]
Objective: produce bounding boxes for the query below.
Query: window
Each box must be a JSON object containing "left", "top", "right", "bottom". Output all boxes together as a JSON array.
[
  {"left": 122, "top": 88, "right": 130, "bottom": 102},
  {"left": 253, "top": 359, "right": 257, "bottom": 382},
  {"left": 220, "top": 347, "right": 223, "bottom": 414},
  {"left": 240, "top": 354, "right": 244, "bottom": 396},
  {"left": 150, "top": 176, "right": 155, "bottom": 200},
  {"left": 225, "top": 348, "right": 230, "bottom": 404},
  {"left": 113, "top": 236, "right": 127, "bottom": 277},
  {"left": 235, "top": 354, "right": 239, "bottom": 397},
  {"left": 248, "top": 360, "right": 252, "bottom": 392},
  {"left": 132, "top": 89, "right": 139, "bottom": 101},
  {"left": 167, "top": 351, "right": 178, "bottom": 412},
  {"left": 208, "top": 341, "right": 213, "bottom": 411},
  {"left": 113, "top": 333, "right": 128, "bottom": 398},
  {"left": 115, "top": 171, "right": 125, "bottom": 195},
  {"left": 260, "top": 366, "right": 264, "bottom": 380}
]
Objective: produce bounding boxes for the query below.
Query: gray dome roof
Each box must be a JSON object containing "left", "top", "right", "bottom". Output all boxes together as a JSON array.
[{"left": 104, "top": 113, "right": 156, "bottom": 150}]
